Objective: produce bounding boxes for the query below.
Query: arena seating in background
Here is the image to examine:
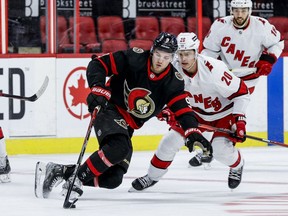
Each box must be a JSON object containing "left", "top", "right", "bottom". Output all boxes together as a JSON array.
[
  {"left": 135, "top": 16, "right": 159, "bottom": 40},
  {"left": 187, "top": 16, "right": 212, "bottom": 38},
  {"left": 268, "top": 16, "right": 288, "bottom": 52},
  {"left": 40, "top": 16, "right": 71, "bottom": 53},
  {"left": 97, "top": 16, "right": 125, "bottom": 42},
  {"left": 101, "top": 39, "right": 128, "bottom": 53},
  {"left": 160, "top": 17, "right": 185, "bottom": 36},
  {"left": 68, "top": 16, "right": 101, "bottom": 53},
  {"left": 39, "top": 16, "right": 240, "bottom": 54},
  {"left": 129, "top": 39, "right": 153, "bottom": 50}
]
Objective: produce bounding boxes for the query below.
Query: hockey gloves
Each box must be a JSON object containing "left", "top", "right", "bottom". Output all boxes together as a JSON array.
[
  {"left": 157, "top": 107, "right": 176, "bottom": 126},
  {"left": 231, "top": 114, "right": 246, "bottom": 143},
  {"left": 255, "top": 53, "right": 277, "bottom": 76},
  {"left": 184, "top": 128, "right": 213, "bottom": 157},
  {"left": 86, "top": 86, "right": 111, "bottom": 113}
]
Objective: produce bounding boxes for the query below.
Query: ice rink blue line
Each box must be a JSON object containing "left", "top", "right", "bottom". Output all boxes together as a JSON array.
[{"left": 267, "top": 57, "right": 284, "bottom": 144}]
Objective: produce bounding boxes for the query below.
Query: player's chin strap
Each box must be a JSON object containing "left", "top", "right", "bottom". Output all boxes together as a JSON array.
[{"left": 198, "top": 124, "right": 288, "bottom": 148}]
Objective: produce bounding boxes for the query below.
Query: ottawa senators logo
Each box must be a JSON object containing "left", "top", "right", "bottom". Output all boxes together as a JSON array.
[{"left": 124, "top": 80, "right": 155, "bottom": 118}]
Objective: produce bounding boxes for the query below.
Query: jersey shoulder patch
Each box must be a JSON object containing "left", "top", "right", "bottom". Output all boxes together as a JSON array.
[
  {"left": 175, "top": 71, "right": 184, "bottom": 81},
  {"left": 132, "top": 47, "right": 145, "bottom": 53},
  {"left": 216, "top": 17, "right": 226, "bottom": 24}
]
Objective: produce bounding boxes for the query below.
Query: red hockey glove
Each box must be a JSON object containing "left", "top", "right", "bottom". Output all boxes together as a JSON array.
[
  {"left": 156, "top": 107, "right": 176, "bottom": 126},
  {"left": 231, "top": 114, "right": 246, "bottom": 143},
  {"left": 86, "top": 86, "right": 111, "bottom": 113},
  {"left": 255, "top": 53, "right": 277, "bottom": 76},
  {"left": 184, "top": 128, "right": 213, "bottom": 159}
]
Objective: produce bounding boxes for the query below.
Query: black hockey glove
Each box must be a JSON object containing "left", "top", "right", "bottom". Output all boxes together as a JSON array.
[
  {"left": 184, "top": 128, "right": 213, "bottom": 157},
  {"left": 86, "top": 86, "right": 111, "bottom": 113}
]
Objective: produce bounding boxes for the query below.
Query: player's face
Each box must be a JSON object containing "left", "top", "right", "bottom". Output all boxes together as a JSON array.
[
  {"left": 177, "top": 50, "right": 196, "bottom": 72},
  {"left": 151, "top": 49, "right": 173, "bottom": 74},
  {"left": 232, "top": 8, "right": 250, "bottom": 26}
]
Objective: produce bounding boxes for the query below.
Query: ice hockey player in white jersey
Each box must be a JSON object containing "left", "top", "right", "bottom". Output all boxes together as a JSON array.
[
  {"left": 0, "top": 127, "right": 11, "bottom": 183},
  {"left": 189, "top": 0, "right": 284, "bottom": 166},
  {"left": 130, "top": 32, "right": 250, "bottom": 191},
  {"left": 202, "top": 0, "right": 284, "bottom": 94}
]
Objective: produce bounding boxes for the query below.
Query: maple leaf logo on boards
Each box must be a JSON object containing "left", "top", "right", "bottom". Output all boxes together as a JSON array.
[
  {"left": 69, "top": 74, "right": 89, "bottom": 106},
  {"left": 63, "top": 67, "right": 91, "bottom": 120}
]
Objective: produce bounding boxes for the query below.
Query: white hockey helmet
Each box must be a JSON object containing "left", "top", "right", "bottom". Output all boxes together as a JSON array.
[
  {"left": 230, "top": 0, "right": 252, "bottom": 14},
  {"left": 177, "top": 32, "right": 200, "bottom": 52}
]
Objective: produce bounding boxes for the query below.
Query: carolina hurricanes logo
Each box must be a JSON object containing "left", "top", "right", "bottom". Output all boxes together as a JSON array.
[{"left": 124, "top": 80, "right": 155, "bottom": 118}]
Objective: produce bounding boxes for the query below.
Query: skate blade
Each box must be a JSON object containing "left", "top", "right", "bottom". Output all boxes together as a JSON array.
[
  {"left": 34, "top": 161, "right": 46, "bottom": 198},
  {"left": 203, "top": 163, "right": 212, "bottom": 170},
  {"left": 128, "top": 186, "right": 144, "bottom": 193}
]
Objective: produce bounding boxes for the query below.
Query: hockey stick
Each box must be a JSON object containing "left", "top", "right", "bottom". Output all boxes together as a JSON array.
[
  {"left": 231, "top": 68, "right": 257, "bottom": 73},
  {"left": 0, "top": 76, "right": 49, "bottom": 102},
  {"left": 63, "top": 106, "right": 100, "bottom": 209},
  {"left": 198, "top": 124, "right": 288, "bottom": 148}
]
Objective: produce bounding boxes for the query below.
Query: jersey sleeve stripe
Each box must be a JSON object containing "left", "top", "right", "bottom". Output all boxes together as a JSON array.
[
  {"left": 227, "top": 80, "right": 249, "bottom": 100},
  {"left": 109, "top": 53, "right": 119, "bottom": 75},
  {"left": 167, "top": 94, "right": 187, "bottom": 107},
  {"left": 96, "top": 58, "right": 109, "bottom": 76},
  {"left": 174, "top": 107, "right": 194, "bottom": 117}
]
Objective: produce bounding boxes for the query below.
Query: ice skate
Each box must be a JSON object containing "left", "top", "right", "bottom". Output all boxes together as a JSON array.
[
  {"left": 129, "top": 174, "right": 158, "bottom": 192},
  {"left": 228, "top": 163, "right": 244, "bottom": 189},
  {"left": 0, "top": 156, "right": 11, "bottom": 183},
  {"left": 42, "top": 162, "right": 65, "bottom": 198},
  {"left": 188, "top": 150, "right": 213, "bottom": 169},
  {"left": 188, "top": 151, "right": 203, "bottom": 167},
  {"left": 61, "top": 175, "right": 83, "bottom": 200}
]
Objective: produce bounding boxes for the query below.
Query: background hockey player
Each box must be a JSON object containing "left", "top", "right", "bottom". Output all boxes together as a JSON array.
[
  {"left": 130, "top": 32, "right": 250, "bottom": 191},
  {"left": 40, "top": 32, "right": 212, "bottom": 201},
  {"left": 189, "top": 0, "right": 284, "bottom": 166},
  {"left": 0, "top": 126, "right": 11, "bottom": 183}
]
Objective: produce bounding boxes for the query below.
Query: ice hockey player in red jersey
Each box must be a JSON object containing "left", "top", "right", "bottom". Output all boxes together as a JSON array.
[
  {"left": 39, "top": 32, "right": 212, "bottom": 201},
  {"left": 130, "top": 32, "right": 250, "bottom": 191}
]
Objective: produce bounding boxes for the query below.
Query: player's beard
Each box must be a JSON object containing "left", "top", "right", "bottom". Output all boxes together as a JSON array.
[{"left": 233, "top": 16, "right": 249, "bottom": 28}]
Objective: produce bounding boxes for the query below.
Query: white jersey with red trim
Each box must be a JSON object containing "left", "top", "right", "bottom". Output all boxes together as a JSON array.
[
  {"left": 202, "top": 15, "right": 284, "bottom": 89},
  {"left": 173, "top": 54, "right": 250, "bottom": 122}
]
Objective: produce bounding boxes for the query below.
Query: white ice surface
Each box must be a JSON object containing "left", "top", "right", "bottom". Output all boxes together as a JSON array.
[{"left": 1, "top": 147, "right": 288, "bottom": 216}]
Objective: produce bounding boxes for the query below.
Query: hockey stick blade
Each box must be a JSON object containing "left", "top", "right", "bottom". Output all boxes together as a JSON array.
[
  {"left": 63, "top": 106, "right": 100, "bottom": 209},
  {"left": 231, "top": 68, "right": 257, "bottom": 73},
  {"left": 198, "top": 124, "right": 288, "bottom": 148},
  {"left": 0, "top": 76, "right": 49, "bottom": 102}
]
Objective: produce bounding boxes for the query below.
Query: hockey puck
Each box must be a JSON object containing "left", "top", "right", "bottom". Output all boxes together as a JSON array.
[{"left": 63, "top": 202, "right": 76, "bottom": 209}]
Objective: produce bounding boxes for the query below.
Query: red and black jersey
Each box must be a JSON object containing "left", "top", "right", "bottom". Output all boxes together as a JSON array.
[{"left": 86, "top": 48, "right": 197, "bottom": 130}]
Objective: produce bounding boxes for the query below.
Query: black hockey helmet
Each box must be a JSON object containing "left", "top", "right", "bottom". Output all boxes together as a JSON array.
[{"left": 151, "top": 32, "right": 178, "bottom": 54}]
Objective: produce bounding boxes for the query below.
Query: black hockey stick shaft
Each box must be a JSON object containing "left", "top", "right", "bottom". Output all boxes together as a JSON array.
[
  {"left": 198, "top": 124, "right": 288, "bottom": 148},
  {"left": 0, "top": 76, "right": 49, "bottom": 102},
  {"left": 63, "top": 106, "right": 100, "bottom": 209}
]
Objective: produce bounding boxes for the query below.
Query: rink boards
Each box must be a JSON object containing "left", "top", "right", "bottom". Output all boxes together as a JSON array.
[{"left": 0, "top": 55, "right": 287, "bottom": 154}]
